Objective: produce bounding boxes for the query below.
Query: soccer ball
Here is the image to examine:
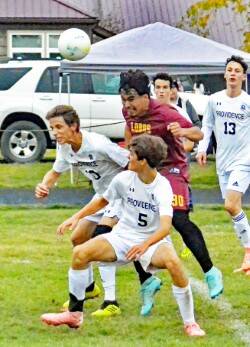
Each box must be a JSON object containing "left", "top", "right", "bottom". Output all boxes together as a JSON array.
[{"left": 58, "top": 28, "right": 91, "bottom": 61}]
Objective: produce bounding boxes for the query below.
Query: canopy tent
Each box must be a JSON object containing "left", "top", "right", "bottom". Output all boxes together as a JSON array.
[{"left": 60, "top": 22, "right": 250, "bottom": 75}]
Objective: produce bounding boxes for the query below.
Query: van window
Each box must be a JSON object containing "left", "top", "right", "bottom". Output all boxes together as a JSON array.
[
  {"left": 91, "top": 73, "right": 120, "bottom": 95},
  {"left": 0, "top": 68, "right": 31, "bottom": 90},
  {"left": 36, "top": 68, "right": 93, "bottom": 94}
]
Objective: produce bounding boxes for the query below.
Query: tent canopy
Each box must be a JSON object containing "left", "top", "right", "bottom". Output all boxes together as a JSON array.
[{"left": 60, "top": 22, "right": 250, "bottom": 74}]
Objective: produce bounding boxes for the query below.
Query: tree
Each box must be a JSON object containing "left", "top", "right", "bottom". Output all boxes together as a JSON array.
[{"left": 178, "top": 0, "right": 249, "bottom": 52}]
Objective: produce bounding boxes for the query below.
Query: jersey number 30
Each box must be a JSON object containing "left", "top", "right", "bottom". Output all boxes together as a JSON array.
[{"left": 224, "top": 122, "right": 236, "bottom": 135}]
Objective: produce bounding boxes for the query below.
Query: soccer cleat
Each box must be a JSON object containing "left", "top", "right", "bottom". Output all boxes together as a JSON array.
[
  {"left": 140, "top": 276, "right": 162, "bottom": 316},
  {"left": 205, "top": 267, "right": 223, "bottom": 299},
  {"left": 184, "top": 322, "right": 206, "bottom": 337},
  {"left": 180, "top": 246, "right": 192, "bottom": 259},
  {"left": 234, "top": 251, "right": 250, "bottom": 275},
  {"left": 62, "top": 283, "right": 101, "bottom": 311},
  {"left": 41, "top": 311, "right": 83, "bottom": 328},
  {"left": 91, "top": 301, "right": 121, "bottom": 317}
]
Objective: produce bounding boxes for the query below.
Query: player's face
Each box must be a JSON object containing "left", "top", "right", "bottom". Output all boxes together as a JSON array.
[
  {"left": 49, "top": 116, "right": 75, "bottom": 144},
  {"left": 224, "top": 61, "right": 246, "bottom": 89},
  {"left": 170, "top": 86, "right": 178, "bottom": 102},
  {"left": 154, "top": 79, "right": 171, "bottom": 104},
  {"left": 128, "top": 150, "right": 141, "bottom": 172},
  {"left": 120, "top": 89, "right": 149, "bottom": 117}
]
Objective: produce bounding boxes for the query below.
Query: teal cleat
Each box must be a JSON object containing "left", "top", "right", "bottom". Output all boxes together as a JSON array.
[
  {"left": 205, "top": 266, "right": 223, "bottom": 299},
  {"left": 140, "top": 276, "right": 162, "bottom": 316}
]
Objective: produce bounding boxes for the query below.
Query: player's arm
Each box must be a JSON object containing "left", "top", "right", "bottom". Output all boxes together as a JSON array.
[
  {"left": 126, "top": 215, "right": 172, "bottom": 260},
  {"left": 124, "top": 125, "right": 132, "bottom": 148},
  {"left": 35, "top": 169, "right": 61, "bottom": 199},
  {"left": 196, "top": 98, "right": 214, "bottom": 166},
  {"left": 57, "top": 197, "right": 108, "bottom": 235},
  {"left": 168, "top": 123, "right": 203, "bottom": 142}
]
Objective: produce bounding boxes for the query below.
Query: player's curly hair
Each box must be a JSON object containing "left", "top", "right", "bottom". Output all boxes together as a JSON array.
[
  {"left": 46, "top": 105, "right": 80, "bottom": 131},
  {"left": 119, "top": 70, "right": 151, "bottom": 96},
  {"left": 225, "top": 55, "right": 248, "bottom": 73},
  {"left": 152, "top": 73, "right": 173, "bottom": 88},
  {"left": 129, "top": 134, "right": 168, "bottom": 169}
]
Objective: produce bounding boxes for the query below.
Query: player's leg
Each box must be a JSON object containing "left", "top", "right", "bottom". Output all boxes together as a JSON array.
[
  {"left": 173, "top": 210, "right": 223, "bottom": 298},
  {"left": 41, "top": 237, "right": 117, "bottom": 328},
  {"left": 150, "top": 242, "right": 205, "bottom": 337},
  {"left": 91, "top": 217, "right": 121, "bottom": 317},
  {"left": 222, "top": 170, "right": 250, "bottom": 275},
  {"left": 62, "top": 218, "right": 100, "bottom": 311}
]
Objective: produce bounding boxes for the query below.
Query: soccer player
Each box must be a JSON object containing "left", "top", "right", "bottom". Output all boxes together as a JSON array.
[
  {"left": 197, "top": 55, "right": 250, "bottom": 275},
  {"left": 41, "top": 134, "right": 206, "bottom": 337},
  {"left": 170, "top": 79, "right": 201, "bottom": 128},
  {"left": 120, "top": 70, "right": 223, "bottom": 315},
  {"left": 35, "top": 105, "right": 129, "bottom": 316}
]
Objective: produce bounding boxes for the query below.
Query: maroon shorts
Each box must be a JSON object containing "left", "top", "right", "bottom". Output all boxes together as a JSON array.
[{"left": 160, "top": 169, "right": 189, "bottom": 211}]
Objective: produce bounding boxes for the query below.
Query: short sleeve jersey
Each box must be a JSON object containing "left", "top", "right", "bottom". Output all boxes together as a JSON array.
[
  {"left": 202, "top": 90, "right": 250, "bottom": 174},
  {"left": 103, "top": 170, "right": 173, "bottom": 242},
  {"left": 53, "top": 130, "right": 129, "bottom": 195},
  {"left": 123, "top": 99, "right": 193, "bottom": 180}
]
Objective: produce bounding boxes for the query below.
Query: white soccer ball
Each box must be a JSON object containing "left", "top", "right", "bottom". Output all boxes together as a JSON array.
[{"left": 58, "top": 28, "right": 91, "bottom": 61}]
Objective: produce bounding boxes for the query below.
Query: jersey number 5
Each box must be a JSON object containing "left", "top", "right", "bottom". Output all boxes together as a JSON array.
[
  {"left": 224, "top": 122, "right": 236, "bottom": 135},
  {"left": 138, "top": 213, "right": 148, "bottom": 227}
]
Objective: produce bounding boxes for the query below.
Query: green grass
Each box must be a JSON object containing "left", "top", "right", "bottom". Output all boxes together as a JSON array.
[
  {"left": 0, "top": 150, "right": 218, "bottom": 189},
  {"left": 0, "top": 206, "right": 249, "bottom": 346}
]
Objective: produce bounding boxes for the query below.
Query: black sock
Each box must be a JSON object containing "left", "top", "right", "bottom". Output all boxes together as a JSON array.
[
  {"left": 86, "top": 281, "right": 95, "bottom": 292},
  {"left": 173, "top": 210, "right": 213, "bottom": 273},
  {"left": 69, "top": 293, "right": 84, "bottom": 312},
  {"left": 101, "top": 300, "right": 119, "bottom": 309},
  {"left": 133, "top": 261, "right": 152, "bottom": 285}
]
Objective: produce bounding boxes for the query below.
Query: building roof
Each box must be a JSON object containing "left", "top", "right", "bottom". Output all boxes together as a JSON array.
[
  {"left": 68, "top": 0, "right": 249, "bottom": 50},
  {"left": 0, "top": 0, "right": 97, "bottom": 22}
]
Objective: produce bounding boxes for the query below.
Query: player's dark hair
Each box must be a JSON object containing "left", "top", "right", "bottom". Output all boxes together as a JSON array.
[
  {"left": 172, "top": 80, "right": 179, "bottom": 90},
  {"left": 119, "top": 70, "right": 150, "bottom": 96},
  {"left": 46, "top": 105, "right": 80, "bottom": 131},
  {"left": 225, "top": 55, "right": 248, "bottom": 73},
  {"left": 152, "top": 73, "right": 173, "bottom": 88},
  {"left": 129, "top": 134, "right": 168, "bottom": 169}
]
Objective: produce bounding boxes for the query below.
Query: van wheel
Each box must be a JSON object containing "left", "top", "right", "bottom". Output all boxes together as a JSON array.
[{"left": 1, "top": 121, "right": 47, "bottom": 163}]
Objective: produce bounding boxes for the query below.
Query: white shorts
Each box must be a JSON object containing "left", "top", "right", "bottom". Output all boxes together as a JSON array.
[
  {"left": 98, "top": 231, "right": 172, "bottom": 273},
  {"left": 218, "top": 170, "right": 250, "bottom": 199},
  {"left": 85, "top": 196, "right": 122, "bottom": 223}
]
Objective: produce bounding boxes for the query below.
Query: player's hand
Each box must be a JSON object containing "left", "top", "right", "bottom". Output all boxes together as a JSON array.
[
  {"left": 167, "top": 122, "right": 184, "bottom": 138},
  {"left": 35, "top": 183, "right": 49, "bottom": 199},
  {"left": 126, "top": 243, "right": 149, "bottom": 261},
  {"left": 57, "top": 216, "right": 80, "bottom": 235},
  {"left": 196, "top": 151, "right": 207, "bottom": 166}
]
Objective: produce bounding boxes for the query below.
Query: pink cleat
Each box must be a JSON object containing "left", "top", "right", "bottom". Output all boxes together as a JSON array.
[
  {"left": 241, "top": 251, "right": 250, "bottom": 275},
  {"left": 41, "top": 311, "right": 83, "bottom": 329},
  {"left": 184, "top": 322, "right": 206, "bottom": 337},
  {"left": 235, "top": 251, "right": 250, "bottom": 276}
]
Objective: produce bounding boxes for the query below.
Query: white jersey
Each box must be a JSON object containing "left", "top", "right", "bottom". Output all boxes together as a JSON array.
[
  {"left": 53, "top": 130, "right": 129, "bottom": 195},
  {"left": 103, "top": 171, "right": 173, "bottom": 242},
  {"left": 198, "top": 90, "right": 250, "bottom": 174}
]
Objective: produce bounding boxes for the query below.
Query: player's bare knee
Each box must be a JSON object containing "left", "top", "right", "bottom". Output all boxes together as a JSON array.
[
  {"left": 224, "top": 200, "right": 238, "bottom": 216},
  {"left": 165, "top": 256, "right": 181, "bottom": 273},
  {"left": 72, "top": 244, "right": 90, "bottom": 267}
]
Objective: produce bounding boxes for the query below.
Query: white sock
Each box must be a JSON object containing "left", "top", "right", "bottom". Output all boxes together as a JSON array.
[
  {"left": 88, "top": 263, "right": 94, "bottom": 284},
  {"left": 98, "top": 264, "right": 116, "bottom": 301},
  {"left": 172, "top": 283, "right": 195, "bottom": 325},
  {"left": 232, "top": 210, "right": 250, "bottom": 247},
  {"left": 69, "top": 267, "right": 91, "bottom": 301}
]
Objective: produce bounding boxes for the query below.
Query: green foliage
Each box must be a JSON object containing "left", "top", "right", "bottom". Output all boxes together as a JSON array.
[
  {"left": 0, "top": 206, "right": 249, "bottom": 346},
  {"left": 179, "top": 0, "right": 249, "bottom": 52}
]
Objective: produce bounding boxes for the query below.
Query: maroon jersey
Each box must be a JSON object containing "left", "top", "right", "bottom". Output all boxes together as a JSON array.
[{"left": 123, "top": 99, "right": 192, "bottom": 181}]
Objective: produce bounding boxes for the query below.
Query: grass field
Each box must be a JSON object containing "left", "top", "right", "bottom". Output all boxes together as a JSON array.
[
  {"left": 0, "top": 206, "right": 249, "bottom": 347},
  {"left": 0, "top": 152, "right": 218, "bottom": 189}
]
